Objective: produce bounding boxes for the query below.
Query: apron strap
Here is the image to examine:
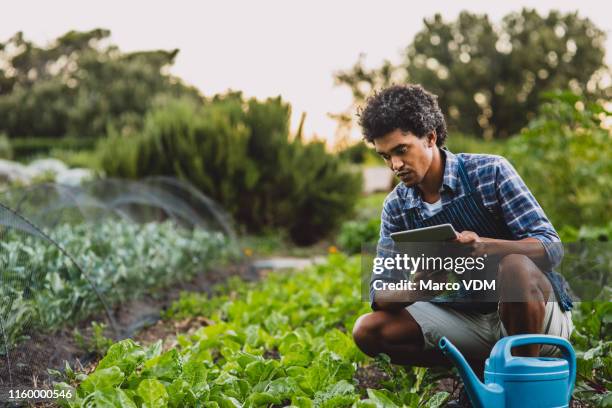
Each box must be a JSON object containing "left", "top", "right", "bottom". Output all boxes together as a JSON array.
[{"left": 456, "top": 156, "right": 476, "bottom": 194}]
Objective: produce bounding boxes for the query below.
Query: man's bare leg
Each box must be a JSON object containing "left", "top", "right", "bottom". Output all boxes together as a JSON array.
[
  {"left": 353, "top": 308, "right": 485, "bottom": 369},
  {"left": 352, "top": 308, "right": 444, "bottom": 365},
  {"left": 498, "top": 254, "right": 553, "bottom": 357}
]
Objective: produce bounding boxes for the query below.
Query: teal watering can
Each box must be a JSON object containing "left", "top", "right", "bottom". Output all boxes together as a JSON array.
[{"left": 439, "top": 335, "right": 576, "bottom": 408}]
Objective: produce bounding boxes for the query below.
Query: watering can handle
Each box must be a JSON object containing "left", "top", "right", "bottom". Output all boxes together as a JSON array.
[{"left": 502, "top": 335, "right": 576, "bottom": 400}]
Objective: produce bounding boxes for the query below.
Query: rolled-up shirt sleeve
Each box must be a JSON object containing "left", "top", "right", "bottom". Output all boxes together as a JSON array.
[{"left": 495, "top": 157, "right": 563, "bottom": 269}]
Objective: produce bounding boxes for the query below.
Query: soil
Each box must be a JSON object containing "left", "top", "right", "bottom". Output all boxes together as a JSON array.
[
  {"left": 0, "top": 260, "right": 258, "bottom": 404},
  {"left": 1, "top": 259, "right": 596, "bottom": 408},
  {"left": 353, "top": 364, "right": 390, "bottom": 390}
]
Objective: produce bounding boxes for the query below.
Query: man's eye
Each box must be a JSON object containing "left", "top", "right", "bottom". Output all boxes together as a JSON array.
[{"left": 398, "top": 147, "right": 408, "bottom": 154}]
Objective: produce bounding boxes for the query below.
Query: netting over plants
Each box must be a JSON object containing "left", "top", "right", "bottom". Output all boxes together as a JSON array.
[
  {"left": 0, "top": 177, "right": 237, "bottom": 403},
  {"left": 0, "top": 177, "right": 235, "bottom": 236}
]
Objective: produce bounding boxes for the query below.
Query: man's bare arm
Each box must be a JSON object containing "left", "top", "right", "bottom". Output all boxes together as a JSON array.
[{"left": 456, "top": 232, "right": 552, "bottom": 269}]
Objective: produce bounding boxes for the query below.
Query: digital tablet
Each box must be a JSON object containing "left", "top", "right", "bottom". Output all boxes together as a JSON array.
[{"left": 390, "top": 223, "right": 457, "bottom": 242}]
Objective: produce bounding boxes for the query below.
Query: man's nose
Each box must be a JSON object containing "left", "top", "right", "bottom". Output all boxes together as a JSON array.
[{"left": 390, "top": 157, "right": 403, "bottom": 171}]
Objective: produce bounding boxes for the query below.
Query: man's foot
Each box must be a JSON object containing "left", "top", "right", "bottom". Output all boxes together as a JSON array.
[{"left": 445, "top": 387, "right": 472, "bottom": 408}]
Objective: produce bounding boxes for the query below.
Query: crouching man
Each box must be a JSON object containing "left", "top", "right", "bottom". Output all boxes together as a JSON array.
[{"left": 351, "top": 85, "right": 573, "bottom": 407}]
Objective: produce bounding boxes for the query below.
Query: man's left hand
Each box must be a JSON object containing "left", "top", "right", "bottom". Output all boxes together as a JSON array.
[{"left": 454, "top": 230, "right": 487, "bottom": 257}]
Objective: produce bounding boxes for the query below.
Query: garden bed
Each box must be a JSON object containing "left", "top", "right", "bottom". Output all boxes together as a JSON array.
[{"left": 51, "top": 254, "right": 610, "bottom": 408}]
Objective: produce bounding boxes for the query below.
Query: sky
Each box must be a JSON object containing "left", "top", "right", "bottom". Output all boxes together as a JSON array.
[{"left": 2, "top": 0, "right": 611, "bottom": 143}]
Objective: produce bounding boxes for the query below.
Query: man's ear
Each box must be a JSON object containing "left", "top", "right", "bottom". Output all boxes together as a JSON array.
[{"left": 428, "top": 130, "right": 437, "bottom": 147}]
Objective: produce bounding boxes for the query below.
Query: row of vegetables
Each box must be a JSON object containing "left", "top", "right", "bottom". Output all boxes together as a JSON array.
[
  {"left": 0, "top": 220, "right": 236, "bottom": 347},
  {"left": 53, "top": 253, "right": 611, "bottom": 407},
  {"left": 1, "top": 215, "right": 609, "bottom": 406}
]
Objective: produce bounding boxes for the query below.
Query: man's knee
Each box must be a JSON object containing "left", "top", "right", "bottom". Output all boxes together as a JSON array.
[
  {"left": 352, "top": 309, "right": 424, "bottom": 358},
  {"left": 497, "top": 254, "right": 546, "bottom": 300},
  {"left": 352, "top": 312, "right": 384, "bottom": 355},
  {"left": 498, "top": 254, "right": 533, "bottom": 278}
]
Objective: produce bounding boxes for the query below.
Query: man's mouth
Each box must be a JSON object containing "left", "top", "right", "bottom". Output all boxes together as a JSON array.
[{"left": 397, "top": 171, "right": 412, "bottom": 180}]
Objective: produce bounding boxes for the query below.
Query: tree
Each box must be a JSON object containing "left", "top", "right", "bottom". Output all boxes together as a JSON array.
[
  {"left": 0, "top": 29, "right": 201, "bottom": 138},
  {"left": 505, "top": 91, "right": 611, "bottom": 229},
  {"left": 336, "top": 9, "right": 610, "bottom": 138}
]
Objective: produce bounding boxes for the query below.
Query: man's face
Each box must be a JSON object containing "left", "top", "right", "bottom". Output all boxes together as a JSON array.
[{"left": 373, "top": 129, "right": 435, "bottom": 187}]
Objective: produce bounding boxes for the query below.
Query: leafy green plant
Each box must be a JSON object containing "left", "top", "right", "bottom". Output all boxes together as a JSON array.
[
  {"left": 60, "top": 255, "right": 452, "bottom": 407},
  {"left": 73, "top": 322, "right": 114, "bottom": 357},
  {"left": 98, "top": 95, "right": 362, "bottom": 245},
  {"left": 0, "top": 132, "right": 13, "bottom": 159},
  {"left": 49, "top": 148, "right": 102, "bottom": 171},
  {"left": 0, "top": 220, "right": 237, "bottom": 349},
  {"left": 9, "top": 137, "right": 97, "bottom": 160},
  {"left": 337, "top": 218, "right": 381, "bottom": 255},
  {"left": 505, "top": 91, "right": 611, "bottom": 230},
  {"left": 571, "top": 302, "right": 612, "bottom": 406},
  {"left": 64, "top": 252, "right": 611, "bottom": 407},
  {"left": 445, "top": 133, "right": 505, "bottom": 155}
]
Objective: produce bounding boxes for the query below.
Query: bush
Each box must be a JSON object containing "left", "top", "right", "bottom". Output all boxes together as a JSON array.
[
  {"left": 0, "top": 133, "right": 12, "bottom": 159},
  {"left": 98, "top": 94, "right": 362, "bottom": 245},
  {"left": 337, "top": 218, "right": 381, "bottom": 254},
  {"left": 10, "top": 137, "right": 97, "bottom": 160},
  {"left": 49, "top": 148, "right": 102, "bottom": 171},
  {"left": 337, "top": 142, "right": 382, "bottom": 166},
  {"left": 505, "top": 91, "right": 612, "bottom": 229},
  {"left": 445, "top": 133, "right": 505, "bottom": 155}
]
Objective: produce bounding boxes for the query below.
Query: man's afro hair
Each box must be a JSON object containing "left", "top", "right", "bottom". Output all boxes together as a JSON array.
[{"left": 358, "top": 84, "right": 447, "bottom": 147}]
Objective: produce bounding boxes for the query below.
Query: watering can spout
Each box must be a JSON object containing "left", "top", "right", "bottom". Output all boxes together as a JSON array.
[{"left": 439, "top": 337, "right": 505, "bottom": 408}]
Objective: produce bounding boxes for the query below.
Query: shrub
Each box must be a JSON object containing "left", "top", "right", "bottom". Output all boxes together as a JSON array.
[
  {"left": 445, "top": 132, "right": 505, "bottom": 155},
  {"left": 10, "top": 137, "right": 97, "bottom": 160},
  {"left": 98, "top": 95, "right": 362, "bottom": 245},
  {"left": 505, "top": 91, "right": 611, "bottom": 229},
  {"left": 49, "top": 148, "right": 102, "bottom": 171},
  {"left": 337, "top": 218, "right": 381, "bottom": 254},
  {"left": 0, "top": 133, "right": 12, "bottom": 159}
]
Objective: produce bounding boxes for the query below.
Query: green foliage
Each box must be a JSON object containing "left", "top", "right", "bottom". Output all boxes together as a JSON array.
[
  {"left": 563, "top": 244, "right": 610, "bottom": 306},
  {"left": 570, "top": 302, "right": 612, "bottom": 406},
  {"left": 337, "top": 218, "right": 381, "bottom": 254},
  {"left": 49, "top": 148, "right": 102, "bottom": 171},
  {"left": 9, "top": 137, "right": 96, "bottom": 160},
  {"left": 337, "top": 142, "right": 379, "bottom": 165},
  {"left": 356, "top": 193, "right": 387, "bottom": 217},
  {"left": 65, "top": 253, "right": 612, "bottom": 407},
  {"left": 0, "top": 29, "right": 201, "bottom": 138},
  {"left": 336, "top": 9, "right": 610, "bottom": 138},
  {"left": 426, "top": 92, "right": 610, "bottom": 234},
  {"left": 505, "top": 91, "right": 611, "bottom": 229},
  {"left": 445, "top": 133, "right": 505, "bottom": 155},
  {"left": 0, "top": 132, "right": 13, "bottom": 159},
  {"left": 0, "top": 220, "right": 236, "bottom": 348},
  {"left": 73, "top": 322, "right": 114, "bottom": 357},
  {"left": 62, "top": 254, "right": 452, "bottom": 407},
  {"left": 98, "top": 95, "right": 363, "bottom": 245},
  {"left": 335, "top": 193, "right": 386, "bottom": 255}
]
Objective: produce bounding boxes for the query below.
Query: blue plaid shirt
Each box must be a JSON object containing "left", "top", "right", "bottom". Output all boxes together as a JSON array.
[{"left": 377, "top": 149, "right": 563, "bottom": 273}]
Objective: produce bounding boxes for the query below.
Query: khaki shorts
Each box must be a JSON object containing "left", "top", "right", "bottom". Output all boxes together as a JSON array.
[{"left": 407, "top": 301, "right": 573, "bottom": 361}]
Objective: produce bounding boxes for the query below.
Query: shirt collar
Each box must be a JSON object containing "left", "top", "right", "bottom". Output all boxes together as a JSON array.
[
  {"left": 401, "top": 147, "right": 459, "bottom": 210},
  {"left": 442, "top": 148, "right": 459, "bottom": 193}
]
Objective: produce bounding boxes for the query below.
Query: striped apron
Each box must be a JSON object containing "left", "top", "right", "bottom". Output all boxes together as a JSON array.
[{"left": 404, "top": 156, "right": 573, "bottom": 312}]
